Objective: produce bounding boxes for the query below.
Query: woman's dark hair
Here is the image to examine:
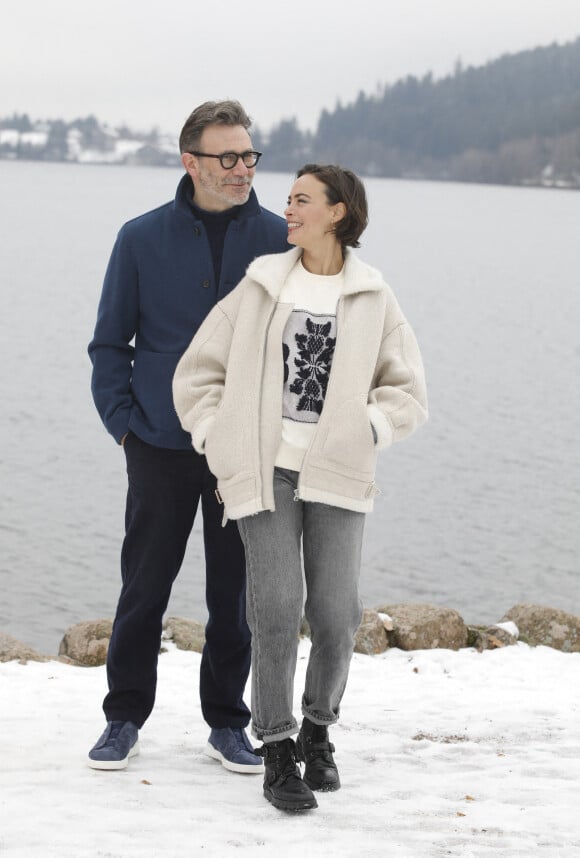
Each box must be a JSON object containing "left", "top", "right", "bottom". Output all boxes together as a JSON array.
[{"left": 296, "top": 163, "right": 368, "bottom": 248}]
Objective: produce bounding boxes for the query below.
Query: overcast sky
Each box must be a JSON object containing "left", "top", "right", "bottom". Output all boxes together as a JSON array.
[{"left": 4, "top": 0, "right": 580, "bottom": 137}]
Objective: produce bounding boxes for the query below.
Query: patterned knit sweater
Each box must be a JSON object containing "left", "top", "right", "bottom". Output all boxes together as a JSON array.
[{"left": 276, "top": 259, "right": 344, "bottom": 471}]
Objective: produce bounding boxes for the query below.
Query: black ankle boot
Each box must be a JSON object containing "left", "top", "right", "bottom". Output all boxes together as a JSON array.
[
  {"left": 296, "top": 718, "right": 341, "bottom": 792},
  {"left": 257, "top": 738, "right": 318, "bottom": 811}
]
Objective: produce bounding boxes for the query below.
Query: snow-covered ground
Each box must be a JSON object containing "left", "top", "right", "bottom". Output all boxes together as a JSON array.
[{"left": 1, "top": 639, "right": 578, "bottom": 857}]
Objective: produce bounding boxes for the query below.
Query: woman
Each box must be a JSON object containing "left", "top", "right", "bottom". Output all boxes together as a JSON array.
[{"left": 173, "top": 164, "right": 427, "bottom": 812}]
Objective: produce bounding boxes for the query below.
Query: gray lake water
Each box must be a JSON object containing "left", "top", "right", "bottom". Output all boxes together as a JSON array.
[{"left": 1, "top": 160, "right": 578, "bottom": 653}]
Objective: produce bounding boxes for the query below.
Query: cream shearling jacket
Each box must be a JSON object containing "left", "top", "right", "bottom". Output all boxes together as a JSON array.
[{"left": 173, "top": 247, "right": 427, "bottom": 519}]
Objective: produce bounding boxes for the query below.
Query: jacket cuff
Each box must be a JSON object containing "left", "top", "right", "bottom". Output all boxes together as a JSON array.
[
  {"left": 191, "top": 415, "right": 215, "bottom": 454},
  {"left": 367, "top": 404, "right": 393, "bottom": 450}
]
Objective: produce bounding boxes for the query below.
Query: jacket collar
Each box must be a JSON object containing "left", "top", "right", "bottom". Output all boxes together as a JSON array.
[
  {"left": 246, "top": 247, "right": 387, "bottom": 298},
  {"left": 174, "top": 173, "right": 261, "bottom": 220}
]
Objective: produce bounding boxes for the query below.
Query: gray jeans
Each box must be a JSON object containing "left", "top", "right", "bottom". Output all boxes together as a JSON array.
[{"left": 237, "top": 467, "right": 365, "bottom": 743}]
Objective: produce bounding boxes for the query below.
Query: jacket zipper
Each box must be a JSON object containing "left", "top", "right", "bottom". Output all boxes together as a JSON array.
[{"left": 257, "top": 300, "right": 278, "bottom": 511}]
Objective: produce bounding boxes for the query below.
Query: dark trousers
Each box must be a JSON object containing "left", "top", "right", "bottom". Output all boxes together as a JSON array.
[{"left": 103, "top": 432, "right": 251, "bottom": 729}]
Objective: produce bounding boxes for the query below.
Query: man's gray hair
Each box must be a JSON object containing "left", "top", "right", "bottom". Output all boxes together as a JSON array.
[{"left": 179, "top": 100, "right": 252, "bottom": 153}]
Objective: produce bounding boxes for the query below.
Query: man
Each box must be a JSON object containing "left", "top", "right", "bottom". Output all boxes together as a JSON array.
[{"left": 87, "top": 100, "right": 289, "bottom": 772}]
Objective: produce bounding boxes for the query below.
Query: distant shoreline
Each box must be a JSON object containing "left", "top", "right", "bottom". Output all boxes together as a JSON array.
[{"left": 1, "top": 155, "right": 578, "bottom": 193}]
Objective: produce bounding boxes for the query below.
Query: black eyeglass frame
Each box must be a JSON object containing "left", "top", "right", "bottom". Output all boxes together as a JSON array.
[{"left": 188, "top": 150, "right": 262, "bottom": 169}]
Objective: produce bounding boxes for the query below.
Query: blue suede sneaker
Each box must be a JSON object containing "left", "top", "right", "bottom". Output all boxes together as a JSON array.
[
  {"left": 205, "top": 727, "right": 264, "bottom": 774},
  {"left": 87, "top": 720, "right": 139, "bottom": 770}
]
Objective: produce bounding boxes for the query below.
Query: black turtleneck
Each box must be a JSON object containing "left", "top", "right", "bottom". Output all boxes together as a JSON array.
[{"left": 190, "top": 201, "right": 238, "bottom": 286}]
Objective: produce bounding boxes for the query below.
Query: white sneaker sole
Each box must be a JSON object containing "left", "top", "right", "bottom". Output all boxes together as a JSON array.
[
  {"left": 87, "top": 741, "right": 140, "bottom": 771},
  {"left": 204, "top": 742, "right": 264, "bottom": 774}
]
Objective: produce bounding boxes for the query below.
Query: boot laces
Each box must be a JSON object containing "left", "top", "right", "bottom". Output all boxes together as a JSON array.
[{"left": 258, "top": 740, "right": 300, "bottom": 782}]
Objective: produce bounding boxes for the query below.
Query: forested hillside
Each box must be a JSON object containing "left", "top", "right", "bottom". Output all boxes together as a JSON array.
[{"left": 257, "top": 37, "right": 580, "bottom": 187}]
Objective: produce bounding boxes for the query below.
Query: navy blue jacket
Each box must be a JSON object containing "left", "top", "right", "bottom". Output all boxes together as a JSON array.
[{"left": 88, "top": 173, "right": 289, "bottom": 449}]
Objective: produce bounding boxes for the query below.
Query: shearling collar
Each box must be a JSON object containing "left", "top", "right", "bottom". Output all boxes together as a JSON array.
[{"left": 246, "top": 247, "right": 387, "bottom": 299}]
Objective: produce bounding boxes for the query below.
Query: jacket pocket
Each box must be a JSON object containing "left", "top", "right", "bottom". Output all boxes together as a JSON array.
[
  {"left": 204, "top": 406, "right": 245, "bottom": 481},
  {"left": 319, "top": 394, "right": 377, "bottom": 477},
  {"left": 131, "top": 349, "right": 182, "bottom": 432}
]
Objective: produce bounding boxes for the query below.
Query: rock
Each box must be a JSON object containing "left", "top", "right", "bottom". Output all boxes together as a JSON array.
[
  {"left": 354, "top": 609, "right": 389, "bottom": 654},
  {"left": 487, "top": 623, "right": 518, "bottom": 647},
  {"left": 58, "top": 619, "right": 113, "bottom": 666},
  {"left": 58, "top": 616, "right": 207, "bottom": 665},
  {"left": 0, "top": 632, "right": 47, "bottom": 663},
  {"left": 377, "top": 602, "right": 468, "bottom": 651},
  {"left": 163, "top": 617, "right": 205, "bottom": 653},
  {"left": 467, "top": 624, "right": 518, "bottom": 652},
  {"left": 494, "top": 620, "right": 519, "bottom": 639},
  {"left": 377, "top": 611, "right": 394, "bottom": 632},
  {"left": 501, "top": 604, "right": 580, "bottom": 652}
]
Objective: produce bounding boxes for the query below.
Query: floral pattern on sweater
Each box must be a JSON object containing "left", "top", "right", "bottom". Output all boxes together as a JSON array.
[{"left": 282, "top": 311, "right": 336, "bottom": 422}]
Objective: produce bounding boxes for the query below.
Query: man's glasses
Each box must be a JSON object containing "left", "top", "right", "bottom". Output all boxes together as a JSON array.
[{"left": 189, "top": 150, "right": 262, "bottom": 169}]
